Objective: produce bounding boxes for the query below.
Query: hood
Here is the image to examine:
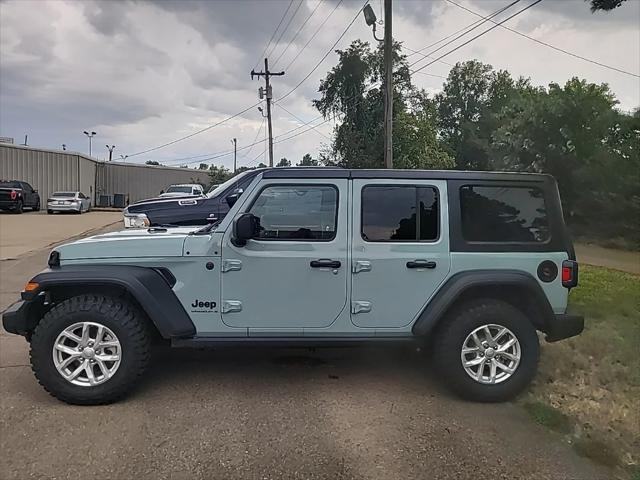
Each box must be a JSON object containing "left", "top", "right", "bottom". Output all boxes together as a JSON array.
[
  {"left": 126, "top": 195, "right": 211, "bottom": 213},
  {"left": 159, "top": 192, "right": 199, "bottom": 198},
  {"left": 56, "top": 227, "right": 197, "bottom": 261}
]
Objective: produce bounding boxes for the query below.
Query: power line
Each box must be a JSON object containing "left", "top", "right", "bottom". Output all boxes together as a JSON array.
[
  {"left": 253, "top": 0, "right": 295, "bottom": 70},
  {"left": 265, "top": 0, "right": 305, "bottom": 61},
  {"left": 274, "top": 102, "right": 332, "bottom": 140},
  {"left": 279, "top": 0, "right": 368, "bottom": 102},
  {"left": 445, "top": 0, "right": 640, "bottom": 79},
  {"left": 409, "top": 0, "right": 522, "bottom": 70},
  {"left": 272, "top": 0, "right": 324, "bottom": 68},
  {"left": 413, "top": 71, "right": 448, "bottom": 79},
  {"left": 412, "top": 0, "right": 543, "bottom": 76},
  {"left": 125, "top": 102, "right": 260, "bottom": 158},
  {"left": 239, "top": 117, "right": 265, "bottom": 160},
  {"left": 283, "top": 0, "right": 344, "bottom": 71},
  {"left": 402, "top": 45, "right": 454, "bottom": 68}
]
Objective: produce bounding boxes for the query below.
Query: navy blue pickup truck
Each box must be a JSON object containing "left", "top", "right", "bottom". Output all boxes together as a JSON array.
[
  {"left": 123, "top": 169, "right": 261, "bottom": 228},
  {"left": 0, "top": 180, "right": 41, "bottom": 213}
]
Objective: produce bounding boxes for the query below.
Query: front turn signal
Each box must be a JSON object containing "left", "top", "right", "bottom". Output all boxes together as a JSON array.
[{"left": 24, "top": 281, "right": 39, "bottom": 292}]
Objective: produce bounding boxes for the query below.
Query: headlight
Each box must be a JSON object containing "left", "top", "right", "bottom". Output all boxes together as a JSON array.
[{"left": 123, "top": 213, "right": 150, "bottom": 228}]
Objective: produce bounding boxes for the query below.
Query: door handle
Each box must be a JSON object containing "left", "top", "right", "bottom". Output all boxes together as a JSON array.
[
  {"left": 310, "top": 259, "right": 341, "bottom": 269},
  {"left": 406, "top": 260, "right": 436, "bottom": 269}
]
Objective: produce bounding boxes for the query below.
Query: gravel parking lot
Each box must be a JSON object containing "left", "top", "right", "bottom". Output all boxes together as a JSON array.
[{"left": 0, "top": 222, "right": 614, "bottom": 480}]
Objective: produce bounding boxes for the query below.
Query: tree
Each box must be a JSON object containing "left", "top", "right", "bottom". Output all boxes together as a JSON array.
[
  {"left": 314, "top": 40, "right": 450, "bottom": 169},
  {"left": 257, "top": 162, "right": 267, "bottom": 168},
  {"left": 145, "top": 160, "right": 161, "bottom": 166},
  {"left": 208, "top": 165, "right": 232, "bottom": 185},
  {"left": 198, "top": 163, "right": 208, "bottom": 170},
  {"left": 588, "top": 0, "right": 628, "bottom": 11},
  {"left": 298, "top": 153, "right": 318, "bottom": 166},
  {"left": 276, "top": 157, "right": 291, "bottom": 167}
]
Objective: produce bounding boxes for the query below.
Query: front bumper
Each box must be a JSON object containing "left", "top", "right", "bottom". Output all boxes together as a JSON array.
[
  {"left": 2, "top": 296, "right": 45, "bottom": 338},
  {"left": 545, "top": 313, "right": 584, "bottom": 342}
]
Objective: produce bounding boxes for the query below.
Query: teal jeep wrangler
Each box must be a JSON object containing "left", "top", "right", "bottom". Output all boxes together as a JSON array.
[{"left": 2, "top": 168, "right": 583, "bottom": 405}]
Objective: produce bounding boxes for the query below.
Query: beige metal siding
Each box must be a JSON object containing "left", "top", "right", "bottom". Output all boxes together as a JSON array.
[
  {"left": 97, "top": 162, "right": 210, "bottom": 203},
  {"left": 0, "top": 144, "right": 210, "bottom": 206}
]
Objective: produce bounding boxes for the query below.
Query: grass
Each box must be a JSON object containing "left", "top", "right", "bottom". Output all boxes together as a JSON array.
[{"left": 524, "top": 264, "right": 640, "bottom": 472}]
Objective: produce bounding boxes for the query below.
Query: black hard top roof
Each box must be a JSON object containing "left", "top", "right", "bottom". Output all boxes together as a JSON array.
[{"left": 261, "top": 167, "right": 553, "bottom": 183}]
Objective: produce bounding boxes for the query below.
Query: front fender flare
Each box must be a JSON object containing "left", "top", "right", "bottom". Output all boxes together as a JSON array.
[
  {"left": 26, "top": 265, "right": 195, "bottom": 338},
  {"left": 412, "top": 269, "right": 555, "bottom": 336}
]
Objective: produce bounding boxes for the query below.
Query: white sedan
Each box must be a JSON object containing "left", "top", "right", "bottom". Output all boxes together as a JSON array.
[{"left": 47, "top": 191, "right": 91, "bottom": 214}]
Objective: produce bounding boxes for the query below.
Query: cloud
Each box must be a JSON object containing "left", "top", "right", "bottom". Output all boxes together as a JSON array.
[{"left": 0, "top": 0, "right": 638, "bottom": 170}]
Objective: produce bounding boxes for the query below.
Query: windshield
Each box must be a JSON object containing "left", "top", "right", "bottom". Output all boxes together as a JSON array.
[
  {"left": 52, "top": 192, "right": 76, "bottom": 197},
  {"left": 207, "top": 170, "right": 254, "bottom": 198},
  {"left": 0, "top": 181, "right": 20, "bottom": 188},
  {"left": 166, "top": 186, "right": 194, "bottom": 194}
]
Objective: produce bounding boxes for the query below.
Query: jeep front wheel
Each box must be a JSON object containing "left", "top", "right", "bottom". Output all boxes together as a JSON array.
[
  {"left": 30, "top": 295, "right": 151, "bottom": 405},
  {"left": 433, "top": 299, "right": 539, "bottom": 402}
]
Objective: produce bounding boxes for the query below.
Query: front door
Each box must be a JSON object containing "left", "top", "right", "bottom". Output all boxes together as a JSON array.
[
  {"left": 221, "top": 179, "right": 348, "bottom": 331},
  {"left": 350, "top": 179, "right": 451, "bottom": 329}
]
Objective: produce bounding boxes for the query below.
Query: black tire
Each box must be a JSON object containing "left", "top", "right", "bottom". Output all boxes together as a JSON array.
[
  {"left": 33, "top": 199, "right": 40, "bottom": 211},
  {"left": 433, "top": 299, "right": 539, "bottom": 402},
  {"left": 30, "top": 295, "right": 151, "bottom": 405},
  {"left": 47, "top": 209, "right": 53, "bottom": 214},
  {"left": 13, "top": 200, "right": 23, "bottom": 214}
]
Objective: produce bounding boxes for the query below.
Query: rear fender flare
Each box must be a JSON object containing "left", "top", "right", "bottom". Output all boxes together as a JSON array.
[{"left": 412, "top": 270, "right": 555, "bottom": 336}]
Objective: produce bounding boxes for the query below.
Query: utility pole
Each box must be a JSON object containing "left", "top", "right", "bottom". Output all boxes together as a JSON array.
[
  {"left": 231, "top": 138, "right": 237, "bottom": 173},
  {"left": 383, "top": 0, "right": 393, "bottom": 168},
  {"left": 251, "top": 58, "right": 284, "bottom": 167},
  {"left": 106, "top": 144, "right": 115, "bottom": 161},
  {"left": 363, "top": 1, "right": 393, "bottom": 168}
]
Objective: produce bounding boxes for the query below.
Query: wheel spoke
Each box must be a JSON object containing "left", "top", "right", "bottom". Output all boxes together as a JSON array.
[
  {"left": 60, "top": 330, "right": 82, "bottom": 344},
  {"left": 80, "top": 323, "right": 90, "bottom": 346},
  {"left": 476, "top": 359, "right": 486, "bottom": 381},
  {"left": 462, "top": 347, "right": 479, "bottom": 354},
  {"left": 94, "top": 359, "right": 110, "bottom": 380},
  {"left": 493, "top": 327, "right": 508, "bottom": 343},
  {"left": 489, "top": 359, "right": 497, "bottom": 384},
  {"left": 497, "top": 337, "right": 517, "bottom": 352},
  {"left": 95, "top": 354, "right": 119, "bottom": 362},
  {"left": 93, "top": 325, "right": 104, "bottom": 347},
  {"left": 499, "top": 351, "right": 518, "bottom": 362},
  {"left": 471, "top": 332, "right": 483, "bottom": 348},
  {"left": 65, "top": 360, "right": 87, "bottom": 381},
  {"left": 55, "top": 344, "right": 80, "bottom": 356},
  {"left": 84, "top": 362, "right": 97, "bottom": 385},
  {"left": 464, "top": 356, "right": 485, "bottom": 367},
  {"left": 483, "top": 326, "right": 493, "bottom": 342},
  {"left": 99, "top": 340, "right": 119, "bottom": 348},
  {"left": 494, "top": 359, "right": 515, "bottom": 374},
  {"left": 59, "top": 355, "right": 80, "bottom": 370}
]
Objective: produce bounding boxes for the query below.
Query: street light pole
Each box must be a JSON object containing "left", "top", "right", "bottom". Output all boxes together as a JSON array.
[
  {"left": 106, "top": 145, "right": 115, "bottom": 162},
  {"left": 231, "top": 138, "right": 237, "bottom": 173},
  {"left": 83, "top": 131, "right": 96, "bottom": 157}
]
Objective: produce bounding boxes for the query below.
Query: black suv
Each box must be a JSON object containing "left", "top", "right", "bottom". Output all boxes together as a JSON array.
[{"left": 0, "top": 180, "right": 41, "bottom": 213}]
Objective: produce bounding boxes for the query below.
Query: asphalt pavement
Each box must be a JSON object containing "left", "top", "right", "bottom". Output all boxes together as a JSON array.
[{"left": 0, "top": 224, "right": 614, "bottom": 480}]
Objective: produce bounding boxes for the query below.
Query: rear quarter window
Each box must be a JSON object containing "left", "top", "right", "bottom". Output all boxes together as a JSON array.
[{"left": 460, "top": 185, "right": 550, "bottom": 243}]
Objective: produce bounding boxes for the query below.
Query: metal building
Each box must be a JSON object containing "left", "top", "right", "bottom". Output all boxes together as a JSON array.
[{"left": 0, "top": 144, "right": 210, "bottom": 205}]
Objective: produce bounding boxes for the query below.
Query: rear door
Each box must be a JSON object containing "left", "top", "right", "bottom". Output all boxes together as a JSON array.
[{"left": 350, "top": 179, "right": 451, "bottom": 329}]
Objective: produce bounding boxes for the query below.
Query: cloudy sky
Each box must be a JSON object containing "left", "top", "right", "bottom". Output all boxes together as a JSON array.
[{"left": 1, "top": 0, "right": 638, "bottom": 170}]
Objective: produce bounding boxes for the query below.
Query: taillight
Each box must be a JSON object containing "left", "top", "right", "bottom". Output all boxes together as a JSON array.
[
  {"left": 9, "top": 190, "right": 17, "bottom": 200},
  {"left": 561, "top": 260, "right": 578, "bottom": 288}
]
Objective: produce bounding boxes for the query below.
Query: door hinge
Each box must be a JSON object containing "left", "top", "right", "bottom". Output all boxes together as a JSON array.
[
  {"left": 221, "top": 259, "right": 242, "bottom": 272},
  {"left": 222, "top": 300, "right": 243, "bottom": 313},
  {"left": 351, "top": 301, "right": 372, "bottom": 314},
  {"left": 352, "top": 260, "right": 372, "bottom": 274}
]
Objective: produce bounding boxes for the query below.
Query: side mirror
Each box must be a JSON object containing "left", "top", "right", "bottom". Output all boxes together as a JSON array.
[
  {"left": 232, "top": 213, "right": 259, "bottom": 247},
  {"left": 226, "top": 188, "right": 244, "bottom": 207}
]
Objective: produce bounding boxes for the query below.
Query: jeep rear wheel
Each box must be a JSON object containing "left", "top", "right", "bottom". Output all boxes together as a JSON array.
[
  {"left": 433, "top": 299, "right": 539, "bottom": 402},
  {"left": 30, "top": 295, "right": 150, "bottom": 405}
]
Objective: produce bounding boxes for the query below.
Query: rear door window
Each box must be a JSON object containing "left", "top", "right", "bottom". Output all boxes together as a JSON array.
[
  {"left": 361, "top": 185, "right": 439, "bottom": 242},
  {"left": 459, "top": 185, "right": 550, "bottom": 243}
]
